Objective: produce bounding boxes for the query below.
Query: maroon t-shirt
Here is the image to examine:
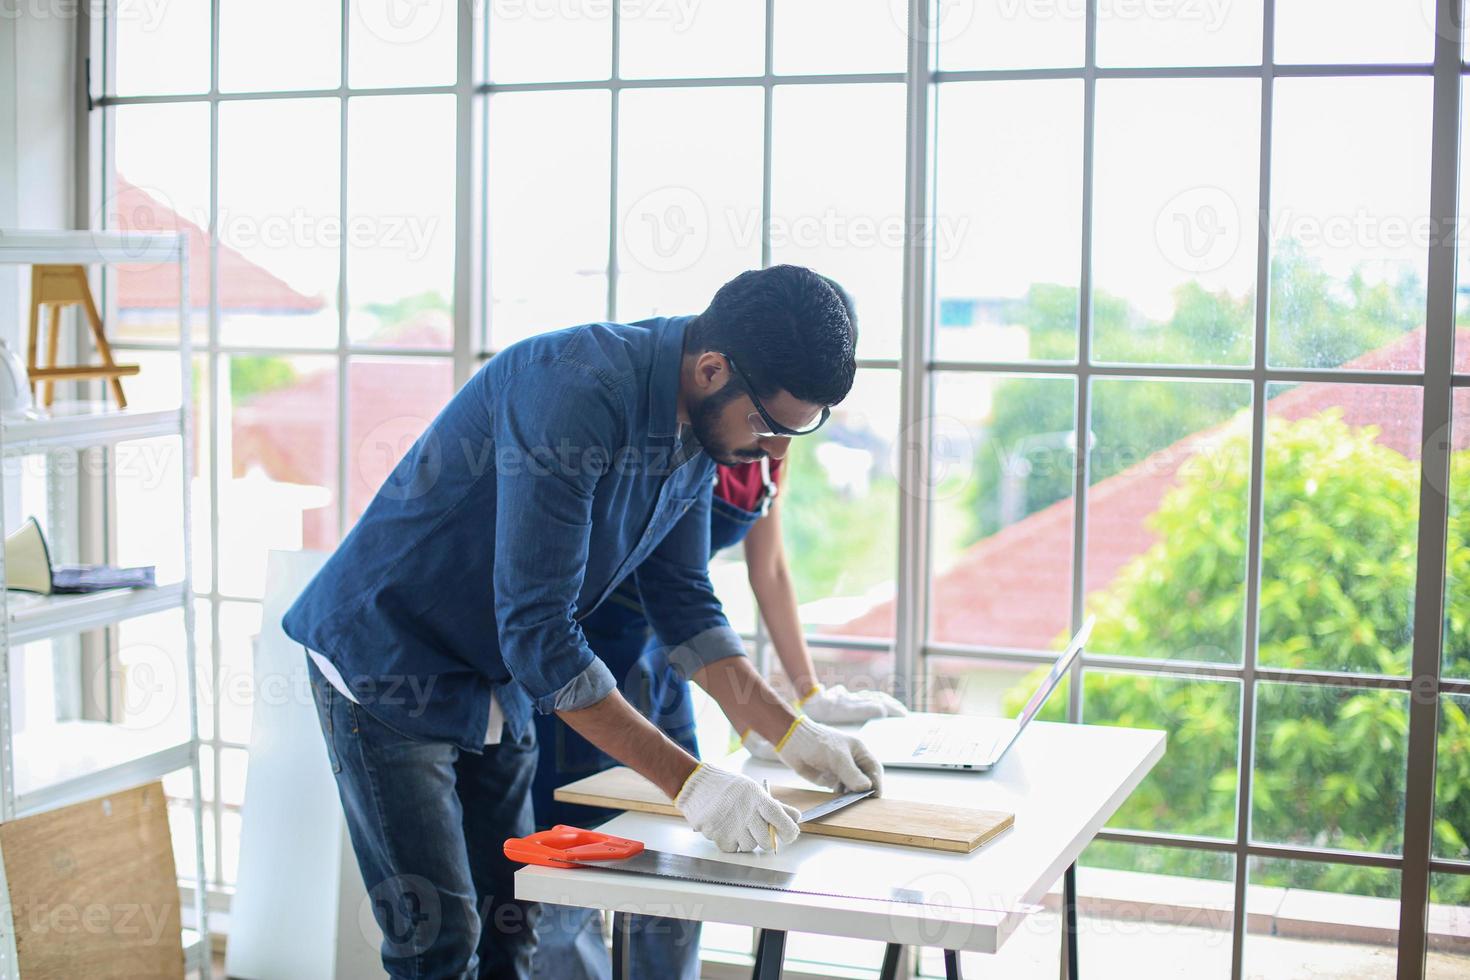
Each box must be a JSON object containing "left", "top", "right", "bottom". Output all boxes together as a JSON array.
[{"left": 713, "top": 457, "right": 784, "bottom": 512}]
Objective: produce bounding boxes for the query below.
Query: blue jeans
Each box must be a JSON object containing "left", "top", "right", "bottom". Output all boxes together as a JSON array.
[{"left": 309, "top": 655, "right": 540, "bottom": 979}]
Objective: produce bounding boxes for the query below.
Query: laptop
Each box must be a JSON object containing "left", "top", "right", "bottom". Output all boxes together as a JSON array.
[{"left": 860, "top": 616, "right": 1095, "bottom": 771}]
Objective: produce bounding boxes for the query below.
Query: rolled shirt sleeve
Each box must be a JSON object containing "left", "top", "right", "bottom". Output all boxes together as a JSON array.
[
  {"left": 491, "top": 361, "right": 623, "bottom": 714},
  {"left": 636, "top": 480, "right": 747, "bottom": 679}
]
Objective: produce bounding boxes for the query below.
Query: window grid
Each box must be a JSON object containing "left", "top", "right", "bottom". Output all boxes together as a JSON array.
[{"left": 91, "top": 1, "right": 1469, "bottom": 976}]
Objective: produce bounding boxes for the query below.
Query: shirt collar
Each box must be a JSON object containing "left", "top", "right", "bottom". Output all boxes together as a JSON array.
[{"left": 647, "top": 314, "right": 695, "bottom": 440}]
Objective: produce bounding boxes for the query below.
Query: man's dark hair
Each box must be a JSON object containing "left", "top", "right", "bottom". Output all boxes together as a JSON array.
[{"left": 686, "top": 265, "right": 857, "bottom": 408}]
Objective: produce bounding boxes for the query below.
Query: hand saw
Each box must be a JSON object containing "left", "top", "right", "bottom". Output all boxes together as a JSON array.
[{"left": 504, "top": 825, "right": 1041, "bottom": 916}]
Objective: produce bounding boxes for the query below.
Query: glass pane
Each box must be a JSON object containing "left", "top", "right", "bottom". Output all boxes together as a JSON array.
[
  {"left": 194, "top": 599, "right": 215, "bottom": 740},
  {"left": 219, "top": 0, "right": 342, "bottom": 93},
  {"left": 762, "top": 644, "right": 899, "bottom": 711},
  {"left": 218, "top": 99, "right": 340, "bottom": 348},
  {"left": 1082, "top": 672, "right": 1240, "bottom": 838},
  {"left": 781, "top": 369, "right": 899, "bottom": 639},
  {"left": 1268, "top": 77, "right": 1431, "bottom": 371},
  {"left": 219, "top": 601, "right": 263, "bottom": 745},
  {"left": 615, "top": 87, "right": 763, "bottom": 322},
  {"left": 112, "top": 435, "right": 188, "bottom": 588},
  {"left": 1075, "top": 843, "right": 1234, "bottom": 979},
  {"left": 1252, "top": 684, "right": 1408, "bottom": 854},
  {"left": 1437, "top": 695, "right": 1470, "bottom": 860},
  {"left": 1084, "top": 379, "right": 1253, "bottom": 664},
  {"left": 937, "top": 1, "right": 1083, "bottom": 70},
  {"left": 487, "top": 0, "right": 610, "bottom": 82},
  {"left": 113, "top": 0, "right": 209, "bottom": 96},
  {"left": 111, "top": 608, "right": 191, "bottom": 742},
  {"left": 926, "top": 654, "right": 1071, "bottom": 719},
  {"left": 929, "top": 374, "right": 1077, "bottom": 649},
  {"left": 1461, "top": 80, "right": 1470, "bottom": 373},
  {"left": 620, "top": 1, "right": 763, "bottom": 78},
  {"left": 772, "top": 0, "right": 906, "bottom": 75},
  {"left": 1246, "top": 858, "right": 1400, "bottom": 979},
  {"left": 110, "top": 102, "right": 210, "bottom": 344},
  {"left": 346, "top": 95, "right": 456, "bottom": 348},
  {"left": 220, "top": 355, "right": 340, "bottom": 598},
  {"left": 111, "top": 352, "right": 211, "bottom": 592},
  {"left": 1260, "top": 383, "right": 1422, "bottom": 674},
  {"left": 1448, "top": 390, "right": 1470, "bottom": 679},
  {"left": 1427, "top": 873, "right": 1470, "bottom": 978},
  {"left": 1275, "top": 0, "right": 1436, "bottom": 65},
  {"left": 1092, "top": 79, "right": 1259, "bottom": 366},
  {"left": 1097, "top": 0, "right": 1263, "bottom": 66},
  {"left": 166, "top": 771, "right": 217, "bottom": 884},
  {"left": 487, "top": 91, "right": 610, "bottom": 350},
  {"left": 346, "top": 356, "right": 456, "bottom": 526},
  {"left": 771, "top": 84, "right": 906, "bottom": 359},
  {"left": 350, "top": 0, "right": 457, "bottom": 88},
  {"left": 933, "top": 79, "right": 1084, "bottom": 364}
]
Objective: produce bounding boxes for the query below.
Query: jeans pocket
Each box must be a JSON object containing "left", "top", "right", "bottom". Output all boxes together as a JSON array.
[{"left": 310, "top": 673, "right": 344, "bottom": 774}]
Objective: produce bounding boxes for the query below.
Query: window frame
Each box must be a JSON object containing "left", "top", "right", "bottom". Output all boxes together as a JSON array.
[{"left": 86, "top": 0, "right": 1468, "bottom": 976}]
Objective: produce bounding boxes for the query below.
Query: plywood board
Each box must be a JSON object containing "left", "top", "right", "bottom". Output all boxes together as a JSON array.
[
  {"left": 0, "top": 781, "right": 184, "bottom": 980},
  {"left": 554, "top": 767, "right": 1013, "bottom": 853}
]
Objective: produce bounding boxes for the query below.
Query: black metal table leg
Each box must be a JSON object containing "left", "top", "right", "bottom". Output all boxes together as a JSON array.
[
  {"left": 611, "top": 910, "right": 631, "bottom": 980},
  {"left": 944, "top": 948, "right": 964, "bottom": 979},
  {"left": 879, "top": 943, "right": 905, "bottom": 980},
  {"left": 1063, "top": 862, "right": 1079, "bottom": 979},
  {"left": 751, "top": 928, "right": 787, "bottom": 980}
]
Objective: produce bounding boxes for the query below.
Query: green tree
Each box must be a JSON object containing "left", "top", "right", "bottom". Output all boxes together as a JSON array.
[
  {"left": 1004, "top": 414, "right": 1470, "bottom": 903},
  {"left": 963, "top": 239, "right": 1424, "bottom": 545}
]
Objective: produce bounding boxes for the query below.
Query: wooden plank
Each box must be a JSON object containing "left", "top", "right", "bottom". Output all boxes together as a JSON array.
[
  {"left": 0, "top": 781, "right": 184, "bottom": 980},
  {"left": 554, "top": 767, "right": 1013, "bottom": 853}
]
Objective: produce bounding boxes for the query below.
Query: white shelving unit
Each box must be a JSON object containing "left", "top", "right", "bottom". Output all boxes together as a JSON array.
[{"left": 0, "top": 230, "right": 208, "bottom": 977}]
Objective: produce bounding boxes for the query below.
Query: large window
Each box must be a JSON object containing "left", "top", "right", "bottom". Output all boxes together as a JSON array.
[{"left": 93, "top": 1, "right": 1468, "bottom": 976}]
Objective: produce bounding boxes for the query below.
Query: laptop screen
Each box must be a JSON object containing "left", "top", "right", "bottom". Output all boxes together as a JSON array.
[{"left": 1014, "top": 617, "right": 1094, "bottom": 728}]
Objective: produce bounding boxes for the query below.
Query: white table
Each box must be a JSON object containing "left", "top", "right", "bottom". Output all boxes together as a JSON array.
[{"left": 515, "top": 720, "right": 1165, "bottom": 978}]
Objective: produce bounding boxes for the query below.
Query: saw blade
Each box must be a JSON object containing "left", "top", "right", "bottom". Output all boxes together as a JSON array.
[{"left": 563, "top": 849, "right": 1041, "bottom": 916}]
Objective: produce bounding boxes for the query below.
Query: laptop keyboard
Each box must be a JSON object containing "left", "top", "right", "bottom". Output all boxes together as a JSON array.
[{"left": 912, "top": 726, "right": 996, "bottom": 762}]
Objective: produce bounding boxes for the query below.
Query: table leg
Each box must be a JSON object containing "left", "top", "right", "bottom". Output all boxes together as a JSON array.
[
  {"left": 879, "top": 943, "right": 905, "bottom": 980},
  {"left": 751, "top": 928, "right": 787, "bottom": 980},
  {"left": 611, "top": 911, "right": 631, "bottom": 980},
  {"left": 1063, "top": 861, "right": 1080, "bottom": 979},
  {"left": 944, "top": 948, "right": 964, "bottom": 979}
]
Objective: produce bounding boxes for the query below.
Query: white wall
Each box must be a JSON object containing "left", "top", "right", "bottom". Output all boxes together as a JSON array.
[{"left": 0, "top": 5, "right": 77, "bottom": 346}]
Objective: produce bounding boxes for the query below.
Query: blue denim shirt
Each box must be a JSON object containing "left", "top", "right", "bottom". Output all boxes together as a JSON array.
[{"left": 282, "top": 315, "right": 744, "bottom": 751}]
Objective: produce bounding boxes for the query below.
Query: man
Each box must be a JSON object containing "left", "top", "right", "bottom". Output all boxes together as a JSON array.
[{"left": 284, "top": 264, "right": 885, "bottom": 979}]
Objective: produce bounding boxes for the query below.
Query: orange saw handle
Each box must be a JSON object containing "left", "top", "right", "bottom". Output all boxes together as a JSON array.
[{"left": 503, "top": 825, "right": 645, "bottom": 869}]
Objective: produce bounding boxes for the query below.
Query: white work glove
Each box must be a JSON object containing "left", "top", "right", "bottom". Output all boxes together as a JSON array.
[
  {"left": 798, "top": 683, "right": 908, "bottom": 725},
  {"left": 674, "top": 763, "right": 801, "bottom": 853},
  {"left": 772, "top": 716, "right": 884, "bottom": 796}
]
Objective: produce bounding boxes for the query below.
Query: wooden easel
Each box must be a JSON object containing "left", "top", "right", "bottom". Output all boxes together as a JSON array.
[{"left": 27, "top": 264, "right": 140, "bottom": 408}]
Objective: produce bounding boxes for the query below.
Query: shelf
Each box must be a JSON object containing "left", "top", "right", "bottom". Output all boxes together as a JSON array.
[
  {"left": 0, "top": 229, "right": 185, "bottom": 266},
  {"left": 7, "top": 581, "right": 187, "bottom": 645},
  {"left": 12, "top": 720, "right": 193, "bottom": 818},
  {"left": 1, "top": 401, "right": 183, "bottom": 455}
]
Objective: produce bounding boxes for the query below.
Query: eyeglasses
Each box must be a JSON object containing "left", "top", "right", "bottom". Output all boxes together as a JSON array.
[{"left": 714, "top": 351, "right": 831, "bottom": 438}]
